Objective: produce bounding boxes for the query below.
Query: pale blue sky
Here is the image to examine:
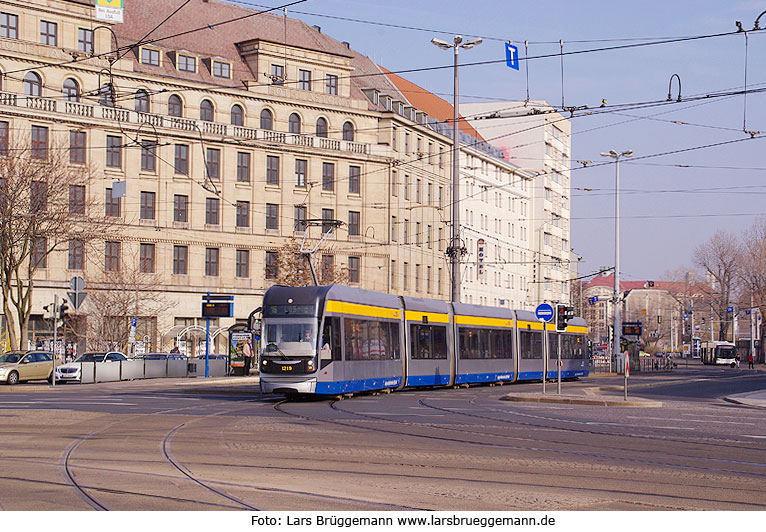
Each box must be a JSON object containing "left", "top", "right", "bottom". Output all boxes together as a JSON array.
[{"left": 237, "top": 0, "right": 766, "bottom": 282}]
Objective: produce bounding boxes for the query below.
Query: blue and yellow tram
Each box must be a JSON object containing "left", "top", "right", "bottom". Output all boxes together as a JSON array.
[{"left": 259, "top": 285, "right": 588, "bottom": 395}]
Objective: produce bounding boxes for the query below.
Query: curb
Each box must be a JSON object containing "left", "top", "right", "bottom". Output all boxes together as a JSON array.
[{"left": 501, "top": 394, "right": 663, "bottom": 407}]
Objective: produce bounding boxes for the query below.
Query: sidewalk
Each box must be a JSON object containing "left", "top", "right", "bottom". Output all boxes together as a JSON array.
[
  {"left": 724, "top": 389, "right": 766, "bottom": 409},
  {"left": 500, "top": 389, "right": 663, "bottom": 407}
]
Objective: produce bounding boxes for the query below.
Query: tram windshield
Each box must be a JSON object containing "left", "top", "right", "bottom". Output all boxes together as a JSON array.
[
  {"left": 262, "top": 319, "right": 318, "bottom": 358},
  {"left": 717, "top": 346, "right": 736, "bottom": 360}
]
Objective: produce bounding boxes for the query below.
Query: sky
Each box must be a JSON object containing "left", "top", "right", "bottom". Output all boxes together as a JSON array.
[{"left": 230, "top": 0, "right": 766, "bottom": 284}]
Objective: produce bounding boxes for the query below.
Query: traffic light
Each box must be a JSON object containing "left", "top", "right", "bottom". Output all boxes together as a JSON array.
[
  {"left": 58, "top": 301, "right": 69, "bottom": 320},
  {"left": 43, "top": 303, "right": 54, "bottom": 320},
  {"left": 556, "top": 304, "right": 573, "bottom": 331}
]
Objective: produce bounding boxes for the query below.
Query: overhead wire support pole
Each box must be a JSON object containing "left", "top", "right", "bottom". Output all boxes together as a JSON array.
[{"left": 299, "top": 219, "right": 343, "bottom": 286}]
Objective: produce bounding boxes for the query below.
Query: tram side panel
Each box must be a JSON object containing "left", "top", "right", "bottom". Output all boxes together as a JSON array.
[
  {"left": 516, "top": 311, "right": 545, "bottom": 381},
  {"left": 452, "top": 303, "right": 516, "bottom": 385},
  {"left": 402, "top": 297, "right": 453, "bottom": 388}
]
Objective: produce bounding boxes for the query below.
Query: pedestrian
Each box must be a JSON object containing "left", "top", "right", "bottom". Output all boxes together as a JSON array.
[
  {"left": 170, "top": 345, "right": 180, "bottom": 354},
  {"left": 748, "top": 353, "right": 754, "bottom": 369},
  {"left": 242, "top": 337, "right": 254, "bottom": 376},
  {"left": 735, "top": 354, "right": 740, "bottom": 369}
]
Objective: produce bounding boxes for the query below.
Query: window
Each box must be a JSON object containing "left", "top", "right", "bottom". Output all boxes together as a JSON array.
[
  {"left": 231, "top": 104, "right": 244, "bottom": 126},
  {"left": 69, "top": 131, "right": 86, "bottom": 164},
  {"left": 236, "top": 201, "right": 250, "bottom": 228},
  {"left": 392, "top": 171, "right": 398, "bottom": 197},
  {"left": 266, "top": 155, "right": 279, "bottom": 185},
  {"left": 200, "top": 99, "right": 214, "bottom": 121},
  {"left": 326, "top": 74, "right": 338, "bottom": 95},
  {"left": 168, "top": 95, "right": 183, "bottom": 117},
  {"left": 140, "top": 191, "right": 155, "bottom": 220},
  {"left": 106, "top": 135, "right": 121, "bottom": 168},
  {"left": 24, "top": 72, "right": 42, "bottom": 97},
  {"left": 320, "top": 255, "right": 334, "bottom": 284},
  {"left": 40, "top": 21, "right": 57, "bottom": 46},
  {"left": 177, "top": 54, "right": 196, "bottom": 72},
  {"left": 68, "top": 239, "right": 84, "bottom": 270},
  {"left": 140, "top": 243, "right": 155, "bottom": 273},
  {"left": 404, "top": 175, "right": 409, "bottom": 200},
  {"left": 1, "top": 13, "right": 18, "bottom": 39},
  {"left": 391, "top": 216, "right": 397, "bottom": 241},
  {"left": 32, "top": 237, "right": 47, "bottom": 269},
  {"left": 299, "top": 69, "right": 311, "bottom": 91},
  {"left": 403, "top": 219, "right": 409, "bottom": 244},
  {"left": 173, "top": 245, "right": 188, "bottom": 274},
  {"left": 416, "top": 179, "right": 421, "bottom": 203},
  {"left": 141, "top": 48, "right": 160, "bottom": 66},
  {"left": 99, "top": 83, "right": 115, "bottom": 107},
  {"left": 415, "top": 222, "right": 421, "bottom": 246},
  {"left": 322, "top": 162, "right": 334, "bottom": 191},
  {"left": 63, "top": 78, "right": 80, "bottom": 102},
  {"left": 174, "top": 144, "right": 189, "bottom": 175},
  {"left": 205, "top": 198, "right": 219, "bottom": 225},
  {"left": 349, "top": 165, "right": 360, "bottom": 194},
  {"left": 427, "top": 182, "right": 432, "bottom": 206},
  {"left": 265, "top": 203, "right": 278, "bottom": 230},
  {"left": 348, "top": 211, "right": 360, "bottom": 236},
  {"left": 105, "top": 188, "right": 120, "bottom": 217},
  {"left": 173, "top": 194, "right": 188, "bottom": 222},
  {"left": 265, "top": 251, "right": 278, "bottom": 279},
  {"left": 322, "top": 208, "right": 334, "bottom": 234},
  {"left": 427, "top": 225, "right": 432, "bottom": 249},
  {"left": 270, "top": 64, "right": 284, "bottom": 85},
  {"left": 236, "top": 249, "right": 249, "bottom": 278},
  {"left": 438, "top": 186, "right": 444, "bottom": 209},
  {"left": 31, "top": 126, "right": 48, "bottom": 159},
  {"left": 105, "top": 241, "right": 120, "bottom": 271},
  {"left": 0, "top": 121, "right": 7, "bottom": 156},
  {"left": 30, "top": 181, "right": 47, "bottom": 212},
  {"left": 289, "top": 113, "right": 301, "bottom": 134},
  {"left": 295, "top": 159, "right": 307, "bottom": 187},
  {"left": 342, "top": 122, "right": 354, "bottom": 141},
  {"left": 403, "top": 262, "right": 408, "bottom": 290},
  {"left": 69, "top": 185, "right": 85, "bottom": 214},
  {"left": 294, "top": 205, "right": 307, "bottom": 232},
  {"left": 140, "top": 140, "right": 156, "bottom": 172},
  {"left": 392, "top": 128, "right": 398, "bottom": 151},
  {"left": 212, "top": 60, "right": 230, "bottom": 79},
  {"left": 391, "top": 260, "right": 396, "bottom": 289},
  {"left": 205, "top": 248, "right": 219, "bottom": 276},
  {"left": 260, "top": 109, "right": 273, "bottom": 130},
  {"left": 404, "top": 132, "right": 409, "bottom": 153},
  {"left": 315, "top": 117, "right": 328, "bottom": 138},
  {"left": 236, "top": 152, "right": 250, "bottom": 182},
  {"left": 206, "top": 148, "right": 220, "bottom": 179},
  {"left": 135, "top": 90, "right": 150, "bottom": 113},
  {"left": 348, "top": 256, "right": 360, "bottom": 283},
  {"left": 410, "top": 325, "right": 448, "bottom": 360}
]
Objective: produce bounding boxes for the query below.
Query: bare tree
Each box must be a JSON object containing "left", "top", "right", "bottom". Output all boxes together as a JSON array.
[
  {"left": 738, "top": 216, "right": 766, "bottom": 352},
  {"left": 274, "top": 237, "right": 348, "bottom": 287},
  {"left": 693, "top": 230, "right": 740, "bottom": 341},
  {"left": 0, "top": 135, "right": 114, "bottom": 350}
]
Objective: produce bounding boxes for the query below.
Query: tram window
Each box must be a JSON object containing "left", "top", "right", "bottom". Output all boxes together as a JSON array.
[
  {"left": 504, "top": 331, "right": 513, "bottom": 359},
  {"left": 411, "top": 325, "right": 431, "bottom": 359},
  {"left": 548, "top": 333, "right": 559, "bottom": 359},
  {"left": 459, "top": 328, "right": 478, "bottom": 359},
  {"left": 362, "top": 321, "right": 387, "bottom": 359},
  {"left": 432, "top": 326, "right": 447, "bottom": 358},
  {"left": 320, "top": 317, "right": 341, "bottom": 368},
  {"left": 389, "top": 322, "right": 401, "bottom": 360},
  {"left": 343, "top": 318, "right": 399, "bottom": 361},
  {"left": 490, "top": 330, "right": 503, "bottom": 359},
  {"left": 520, "top": 331, "right": 543, "bottom": 359},
  {"left": 344, "top": 318, "right": 361, "bottom": 361}
]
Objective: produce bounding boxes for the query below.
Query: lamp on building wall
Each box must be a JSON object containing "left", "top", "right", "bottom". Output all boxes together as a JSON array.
[
  {"left": 600, "top": 149, "right": 632, "bottom": 372},
  {"left": 431, "top": 35, "right": 482, "bottom": 303}
]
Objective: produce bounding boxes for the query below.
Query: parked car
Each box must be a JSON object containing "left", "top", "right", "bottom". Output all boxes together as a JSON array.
[
  {"left": 54, "top": 352, "right": 127, "bottom": 384},
  {"left": 140, "top": 352, "right": 188, "bottom": 360},
  {"left": 0, "top": 351, "right": 54, "bottom": 385}
]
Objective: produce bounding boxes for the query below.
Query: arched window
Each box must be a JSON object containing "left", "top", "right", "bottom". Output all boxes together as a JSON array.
[
  {"left": 168, "top": 94, "right": 183, "bottom": 117},
  {"left": 259, "top": 109, "right": 273, "bottom": 130},
  {"left": 342, "top": 121, "right": 355, "bottom": 141},
  {"left": 230, "top": 104, "right": 244, "bottom": 126},
  {"left": 24, "top": 72, "right": 42, "bottom": 97},
  {"left": 315, "top": 117, "right": 328, "bottom": 138},
  {"left": 200, "top": 99, "right": 214, "bottom": 122},
  {"left": 288, "top": 113, "right": 301, "bottom": 134},
  {"left": 62, "top": 78, "right": 80, "bottom": 102},
  {"left": 134, "top": 89, "right": 150, "bottom": 113},
  {"left": 98, "top": 83, "right": 115, "bottom": 107}
]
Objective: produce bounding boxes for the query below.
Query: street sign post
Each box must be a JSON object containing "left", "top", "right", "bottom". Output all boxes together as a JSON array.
[
  {"left": 201, "top": 294, "right": 234, "bottom": 377},
  {"left": 535, "top": 304, "right": 554, "bottom": 395},
  {"left": 624, "top": 351, "right": 630, "bottom": 401}
]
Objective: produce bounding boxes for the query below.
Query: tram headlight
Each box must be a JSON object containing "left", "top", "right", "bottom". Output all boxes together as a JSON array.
[{"left": 307, "top": 359, "right": 315, "bottom": 371}]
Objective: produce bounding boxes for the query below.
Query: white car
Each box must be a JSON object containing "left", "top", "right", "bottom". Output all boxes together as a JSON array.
[{"left": 54, "top": 351, "right": 126, "bottom": 383}]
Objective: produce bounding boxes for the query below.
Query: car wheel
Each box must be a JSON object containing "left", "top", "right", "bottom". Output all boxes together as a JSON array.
[{"left": 7, "top": 371, "right": 19, "bottom": 385}]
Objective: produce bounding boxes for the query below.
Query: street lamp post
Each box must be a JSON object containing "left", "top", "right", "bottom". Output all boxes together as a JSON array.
[
  {"left": 431, "top": 35, "right": 482, "bottom": 303},
  {"left": 600, "top": 149, "right": 632, "bottom": 372}
]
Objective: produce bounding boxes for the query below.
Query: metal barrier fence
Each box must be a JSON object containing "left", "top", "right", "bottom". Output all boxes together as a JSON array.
[
  {"left": 75, "top": 359, "right": 228, "bottom": 384},
  {"left": 588, "top": 356, "right": 675, "bottom": 374}
]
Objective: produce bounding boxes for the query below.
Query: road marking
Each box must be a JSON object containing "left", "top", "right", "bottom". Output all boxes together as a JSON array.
[
  {"left": 352, "top": 412, "right": 445, "bottom": 417},
  {"left": 743, "top": 435, "right": 766, "bottom": 439},
  {"left": 626, "top": 415, "right": 754, "bottom": 425}
]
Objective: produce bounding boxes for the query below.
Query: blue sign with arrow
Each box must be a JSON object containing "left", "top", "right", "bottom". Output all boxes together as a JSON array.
[{"left": 505, "top": 42, "right": 519, "bottom": 70}]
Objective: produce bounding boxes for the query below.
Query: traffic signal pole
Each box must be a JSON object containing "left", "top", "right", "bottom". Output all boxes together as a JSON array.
[{"left": 51, "top": 294, "right": 57, "bottom": 389}]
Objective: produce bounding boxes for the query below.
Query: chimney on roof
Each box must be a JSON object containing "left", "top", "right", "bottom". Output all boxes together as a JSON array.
[
  {"left": 342, "top": 41, "right": 350, "bottom": 48},
  {"left": 313, "top": 25, "right": 321, "bottom": 33}
]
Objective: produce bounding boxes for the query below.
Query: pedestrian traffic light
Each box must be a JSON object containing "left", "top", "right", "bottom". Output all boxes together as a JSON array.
[
  {"left": 58, "top": 301, "right": 69, "bottom": 320},
  {"left": 43, "top": 303, "right": 54, "bottom": 320},
  {"left": 556, "top": 304, "right": 573, "bottom": 331}
]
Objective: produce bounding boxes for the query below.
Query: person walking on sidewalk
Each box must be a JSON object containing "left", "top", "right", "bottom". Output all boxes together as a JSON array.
[
  {"left": 748, "top": 352, "right": 755, "bottom": 369},
  {"left": 243, "top": 337, "right": 254, "bottom": 376}
]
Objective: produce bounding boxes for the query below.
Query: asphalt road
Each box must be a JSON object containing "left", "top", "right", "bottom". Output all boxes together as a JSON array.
[{"left": 0, "top": 364, "right": 764, "bottom": 511}]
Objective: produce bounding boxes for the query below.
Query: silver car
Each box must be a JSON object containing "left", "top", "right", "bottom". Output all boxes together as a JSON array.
[{"left": 54, "top": 351, "right": 126, "bottom": 383}]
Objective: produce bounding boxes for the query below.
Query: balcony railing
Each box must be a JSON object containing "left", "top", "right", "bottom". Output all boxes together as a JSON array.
[{"left": 0, "top": 90, "right": 369, "bottom": 156}]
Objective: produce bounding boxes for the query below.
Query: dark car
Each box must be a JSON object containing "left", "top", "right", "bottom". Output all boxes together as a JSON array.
[{"left": 141, "top": 352, "right": 188, "bottom": 360}]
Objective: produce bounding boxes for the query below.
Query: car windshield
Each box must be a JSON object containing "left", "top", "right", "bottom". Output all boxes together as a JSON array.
[
  {"left": 0, "top": 353, "right": 23, "bottom": 363},
  {"left": 143, "top": 354, "right": 167, "bottom": 360},
  {"left": 74, "top": 353, "right": 106, "bottom": 363},
  {"left": 718, "top": 347, "right": 736, "bottom": 359},
  {"left": 263, "top": 319, "right": 318, "bottom": 358}
]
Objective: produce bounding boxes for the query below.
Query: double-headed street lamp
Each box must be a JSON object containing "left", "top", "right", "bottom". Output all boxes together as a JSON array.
[
  {"left": 600, "top": 149, "right": 632, "bottom": 371},
  {"left": 431, "top": 35, "right": 482, "bottom": 303}
]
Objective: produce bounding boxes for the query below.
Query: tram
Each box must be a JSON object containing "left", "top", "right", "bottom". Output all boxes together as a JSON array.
[
  {"left": 258, "top": 285, "right": 588, "bottom": 396},
  {"left": 700, "top": 340, "right": 737, "bottom": 366}
]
